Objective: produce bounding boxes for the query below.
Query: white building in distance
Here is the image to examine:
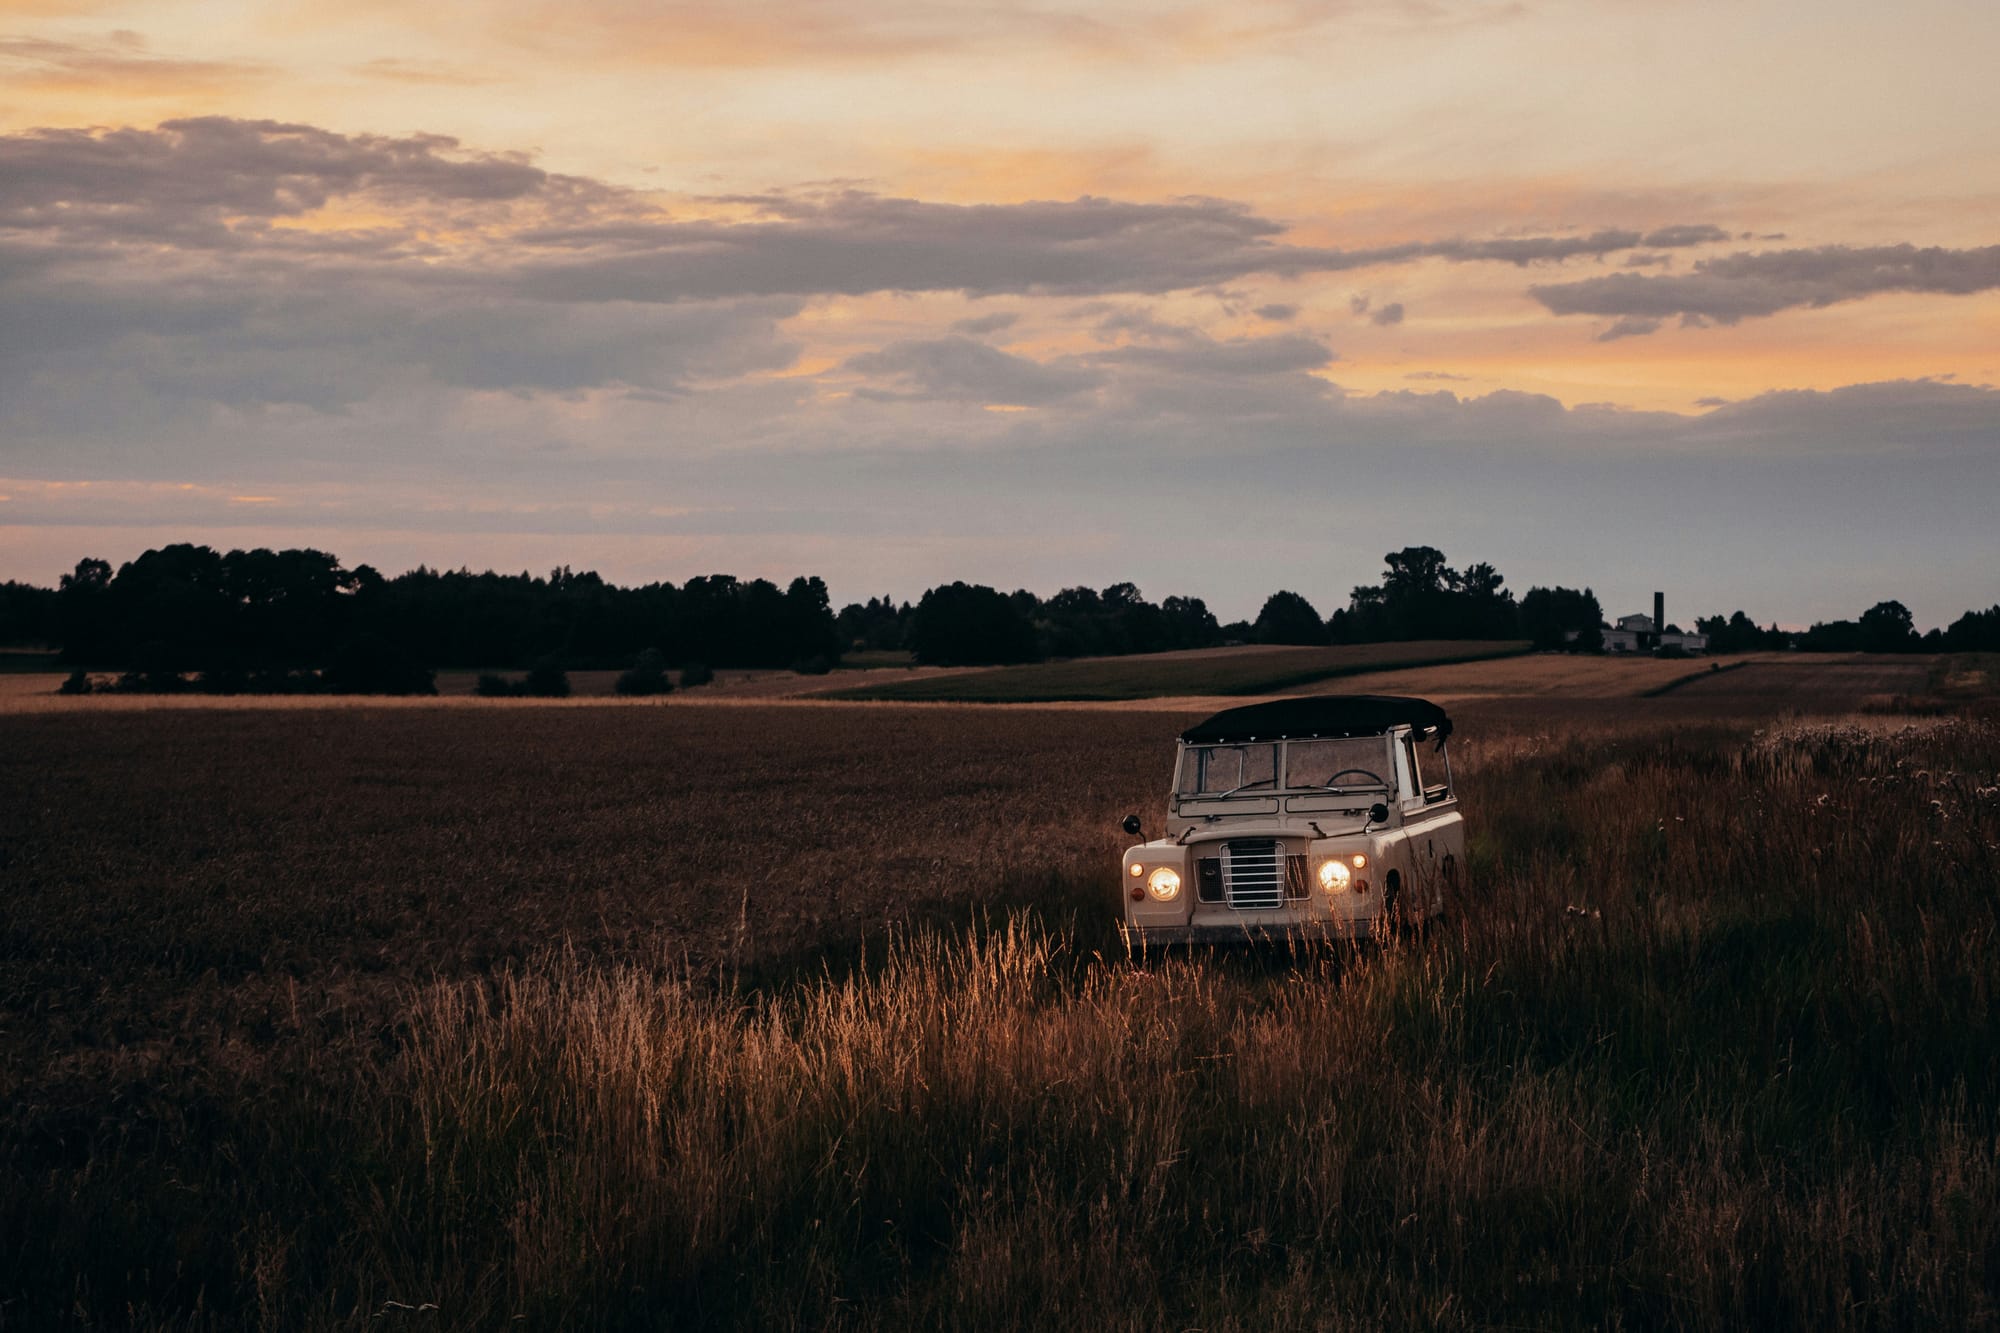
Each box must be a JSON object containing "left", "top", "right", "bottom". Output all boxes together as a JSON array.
[{"left": 1601, "top": 613, "right": 1709, "bottom": 655}]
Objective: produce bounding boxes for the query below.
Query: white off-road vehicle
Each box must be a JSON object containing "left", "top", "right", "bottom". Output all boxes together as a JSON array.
[{"left": 1119, "top": 695, "right": 1464, "bottom": 947}]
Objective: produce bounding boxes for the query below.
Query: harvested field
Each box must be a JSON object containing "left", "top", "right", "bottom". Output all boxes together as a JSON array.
[
  {"left": 1657, "top": 655, "right": 1933, "bottom": 708},
  {"left": 5, "top": 687, "right": 2000, "bottom": 1329},
  {"left": 1274, "top": 650, "right": 1775, "bottom": 699},
  {"left": 830, "top": 639, "right": 1531, "bottom": 701}
]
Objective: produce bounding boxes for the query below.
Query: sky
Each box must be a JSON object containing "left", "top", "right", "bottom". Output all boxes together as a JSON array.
[{"left": 1, "top": 0, "right": 1996, "bottom": 629}]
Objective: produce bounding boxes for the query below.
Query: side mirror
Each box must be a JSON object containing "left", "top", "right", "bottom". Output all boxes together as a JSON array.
[
  {"left": 1368, "top": 802, "right": 1390, "bottom": 825},
  {"left": 1121, "top": 814, "right": 1143, "bottom": 836}
]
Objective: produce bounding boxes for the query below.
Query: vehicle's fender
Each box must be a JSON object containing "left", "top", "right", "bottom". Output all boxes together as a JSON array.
[
  {"left": 1401, "top": 809, "right": 1466, "bottom": 915},
  {"left": 1121, "top": 839, "right": 1194, "bottom": 926},
  {"left": 1370, "top": 826, "right": 1416, "bottom": 919}
]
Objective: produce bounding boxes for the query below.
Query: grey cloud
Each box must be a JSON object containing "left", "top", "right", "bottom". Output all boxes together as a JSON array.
[
  {"left": 1639, "top": 224, "right": 1729, "bottom": 248},
  {"left": 949, "top": 311, "right": 1019, "bottom": 336},
  {"left": 512, "top": 193, "right": 1326, "bottom": 301},
  {"left": 1532, "top": 243, "right": 2000, "bottom": 331},
  {"left": 2, "top": 120, "right": 1739, "bottom": 304},
  {"left": 509, "top": 195, "right": 1738, "bottom": 302},
  {"left": 0, "top": 118, "right": 563, "bottom": 248},
  {"left": 844, "top": 336, "right": 1098, "bottom": 404},
  {"left": 1403, "top": 222, "right": 1724, "bottom": 268},
  {"left": 1430, "top": 229, "right": 1640, "bottom": 265},
  {"left": 1349, "top": 294, "right": 1371, "bottom": 315},
  {"left": 0, "top": 260, "right": 802, "bottom": 413},
  {"left": 411, "top": 298, "right": 804, "bottom": 394},
  {"left": 832, "top": 327, "right": 1338, "bottom": 427},
  {"left": 1623, "top": 252, "right": 1669, "bottom": 268},
  {"left": 1405, "top": 370, "right": 1470, "bottom": 381},
  {"left": 1597, "top": 316, "right": 1662, "bottom": 341},
  {"left": 1697, "top": 378, "right": 2000, "bottom": 448},
  {"left": 1087, "top": 331, "right": 1335, "bottom": 378},
  {"left": 1253, "top": 302, "right": 1298, "bottom": 321},
  {"left": 1370, "top": 302, "right": 1405, "bottom": 326},
  {"left": 1088, "top": 305, "right": 1197, "bottom": 343}
]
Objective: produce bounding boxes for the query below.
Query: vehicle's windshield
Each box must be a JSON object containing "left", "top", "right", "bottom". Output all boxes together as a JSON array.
[
  {"left": 1177, "top": 742, "right": 1279, "bottom": 797},
  {"left": 1283, "top": 737, "right": 1393, "bottom": 791},
  {"left": 1176, "top": 736, "right": 1391, "bottom": 798}
]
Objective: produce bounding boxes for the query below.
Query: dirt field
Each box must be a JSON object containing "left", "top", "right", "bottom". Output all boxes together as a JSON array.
[{"left": 4, "top": 681, "right": 1999, "bottom": 1328}]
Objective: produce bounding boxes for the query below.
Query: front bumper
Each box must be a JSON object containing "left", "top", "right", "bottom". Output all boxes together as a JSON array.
[{"left": 1121, "top": 917, "right": 1376, "bottom": 948}]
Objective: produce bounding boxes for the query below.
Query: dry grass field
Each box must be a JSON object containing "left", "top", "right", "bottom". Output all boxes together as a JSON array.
[{"left": 3, "top": 669, "right": 1997, "bottom": 1329}]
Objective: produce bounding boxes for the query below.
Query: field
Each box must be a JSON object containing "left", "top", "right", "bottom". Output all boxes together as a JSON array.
[
  {"left": 3, "top": 665, "right": 1998, "bottom": 1328},
  {"left": 828, "top": 640, "right": 1533, "bottom": 702}
]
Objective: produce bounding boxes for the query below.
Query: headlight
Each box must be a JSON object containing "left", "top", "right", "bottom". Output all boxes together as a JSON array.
[
  {"left": 1146, "top": 867, "right": 1182, "bottom": 901},
  {"left": 1317, "top": 859, "right": 1351, "bottom": 892},
  {"left": 1128, "top": 862, "right": 1144, "bottom": 878},
  {"left": 1351, "top": 853, "right": 1368, "bottom": 869}
]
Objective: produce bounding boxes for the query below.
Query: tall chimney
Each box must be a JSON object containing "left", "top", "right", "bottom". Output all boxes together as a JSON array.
[{"left": 1654, "top": 590, "right": 1665, "bottom": 634}]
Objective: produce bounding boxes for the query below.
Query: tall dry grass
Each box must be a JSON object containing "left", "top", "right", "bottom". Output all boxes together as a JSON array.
[{"left": 3, "top": 708, "right": 1998, "bottom": 1328}]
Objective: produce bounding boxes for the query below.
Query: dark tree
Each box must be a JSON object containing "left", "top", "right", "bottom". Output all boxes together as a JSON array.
[
  {"left": 1859, "top": 600, "right": 1920, "bottom": 653},
  {"left": 521, "top": 656, "right": 571, "bottom": 698},
  {"left": 616, "top": 649, "right": 673, "bottom": 696},
  {"left": 1693, "top": 610, "right": 1786, "bottom": 653},
  {"left": 1344, "top": 547, "right": 1521, "bottom": 641},
  {"left": 1797, "top": 619, "right": 1862, "bottom": 652},
  {"left": 1944, "top": 605, "right": 2000, "bottom": 651},
  {"left": 909, "top": 582, "right": 1041, "bottom": 665},
  {"left": 323, "top": 634, "right": 436, "bottom": 695},
  {"left": 0, "top": 580, "right": 58, "bottom": 646},
  {"left": 836, "top": 596, "right": 910, "bottom": 653},
  {"left": 1254, "top": 591, "right": 1327, "bottom": 645},
  {"left": 1159, "top": 595, "right": 1223, "bottom": 650},
  {"left": 1521, "top": 586, "right": 1605, "bottom": 650},
  {"left": 1383, "top": 546, "right": 1451, "bottom": 600}
]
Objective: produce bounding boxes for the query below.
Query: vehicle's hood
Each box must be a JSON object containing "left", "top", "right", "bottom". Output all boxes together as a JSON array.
[{"left": 1170, "top": 818, "right": 1377, "bottom": 847}]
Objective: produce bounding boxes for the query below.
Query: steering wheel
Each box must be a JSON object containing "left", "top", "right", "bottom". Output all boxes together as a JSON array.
[{"left": 1322, "top": 768, "right": 1387, "bottom": 789}]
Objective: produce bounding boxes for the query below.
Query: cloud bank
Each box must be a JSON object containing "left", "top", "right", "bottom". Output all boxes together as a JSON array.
[{"left": 1533, "top": 244, "right": 2000, "bottom": 330}]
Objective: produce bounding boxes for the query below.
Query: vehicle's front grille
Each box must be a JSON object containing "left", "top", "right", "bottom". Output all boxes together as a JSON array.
[{"left": 1222, "top": 839, "right": 1284, "bottom": 910}]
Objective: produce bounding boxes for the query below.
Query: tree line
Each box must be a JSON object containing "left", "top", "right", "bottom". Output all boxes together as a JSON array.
[
  {"left": 2, "top": 544, "right": 844, "bottom": 693},
  {"left": 0, "top": 542, "right": 1993, "bottom": 693}
]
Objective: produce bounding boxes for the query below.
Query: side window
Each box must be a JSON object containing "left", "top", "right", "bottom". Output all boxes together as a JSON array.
[
  {"left": 1397, "top": 735, "right": 1420, "bottom": 805},
  {"left": 1407, "top": 732, "right": 1449, "bottom": 801}
]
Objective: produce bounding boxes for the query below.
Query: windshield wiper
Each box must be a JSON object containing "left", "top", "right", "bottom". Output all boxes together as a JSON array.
[{"left": 1211, "top": 778, "right": 1277, "bottom": 798}]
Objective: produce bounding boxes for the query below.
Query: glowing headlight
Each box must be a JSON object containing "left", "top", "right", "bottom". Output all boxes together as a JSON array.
[
  {"left": 1146, "top": 867, "right": 1182, "bottom": 901},
  {"left": 1351, "top": 853, "right": 1368, "bottom": 869},
  {"left": 1128, "top": 862, "right": 1144, "bottom": 878},
  {"left": 1317, "top": 859, "right": 1352, "bottom": 892}
]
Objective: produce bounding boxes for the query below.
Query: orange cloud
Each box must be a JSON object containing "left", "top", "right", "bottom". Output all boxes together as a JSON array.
[
  {"left": 0, "top": 33, "right": 269, "bottom": 96},
  {"left": 352, "top": 57, "right": 501, "bottom": 86}
]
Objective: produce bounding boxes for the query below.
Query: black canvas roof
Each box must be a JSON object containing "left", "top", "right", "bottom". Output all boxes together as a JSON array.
[{"left": 1180, "top": 695, "right": 1452, "bottom": 745}]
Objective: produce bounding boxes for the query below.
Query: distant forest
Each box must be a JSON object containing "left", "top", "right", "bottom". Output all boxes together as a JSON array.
[{"left": 0, "top": 542, "right": 1994, "bottom": 694}]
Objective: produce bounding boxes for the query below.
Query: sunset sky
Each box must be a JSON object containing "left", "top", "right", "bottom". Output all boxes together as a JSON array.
[{"left": 2, "top": 0, "right": 1996, "bottom": 627}]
